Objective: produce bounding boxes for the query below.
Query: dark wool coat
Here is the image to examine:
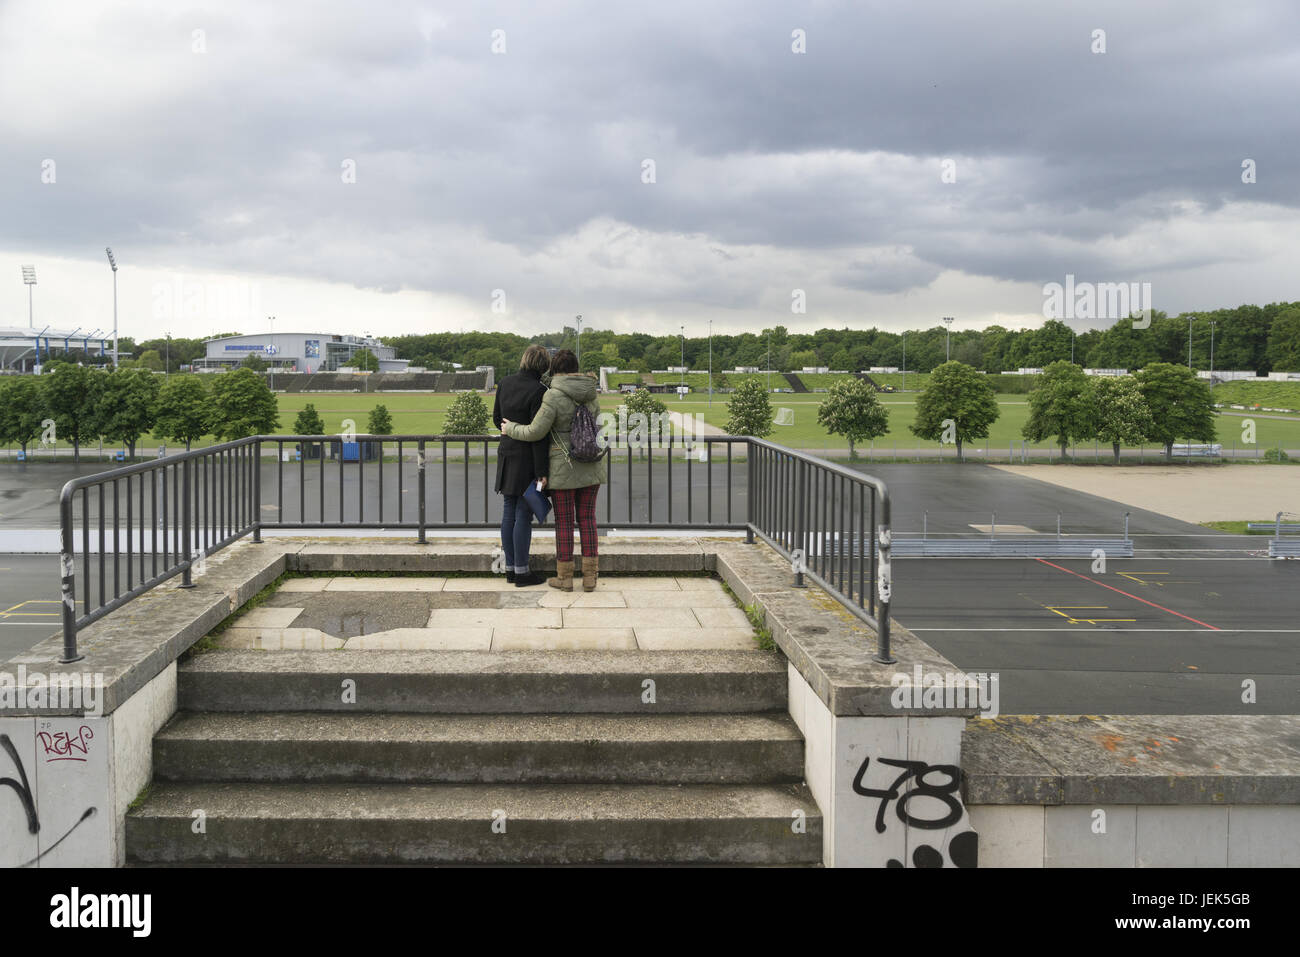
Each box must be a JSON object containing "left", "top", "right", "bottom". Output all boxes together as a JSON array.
[{"left": 492, "top": 369, "right": 550, "bottom": 496}]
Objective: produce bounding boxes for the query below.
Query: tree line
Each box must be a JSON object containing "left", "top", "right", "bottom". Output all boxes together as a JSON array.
[
  {"left": 0, "top": 365, "right": 278, "bottom": 461},
  {"left": 721, "top": 360, "right": 1225, "bottom": 462}
]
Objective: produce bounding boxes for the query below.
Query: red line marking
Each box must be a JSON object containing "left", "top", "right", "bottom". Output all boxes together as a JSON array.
[{"left": 1034, "top": 558, "right": 1221, "bottom": 630}]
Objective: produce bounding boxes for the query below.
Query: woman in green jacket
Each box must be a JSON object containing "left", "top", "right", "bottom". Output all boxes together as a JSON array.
[{"left": 500, "top": 350, "right": 607, "bottom": 591}]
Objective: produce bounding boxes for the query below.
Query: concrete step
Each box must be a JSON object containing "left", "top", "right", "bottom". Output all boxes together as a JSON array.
[
  {"left": 153, "top": 712, "right": 805, "bottom": 785},
  {"left": 126, "top": 782, "right": 823, "bottom": 865},
  {"left": 179, "top": 650, "right": 788, "bottom": 713}
]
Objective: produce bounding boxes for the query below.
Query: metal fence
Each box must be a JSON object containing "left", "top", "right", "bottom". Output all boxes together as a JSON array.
[{"left": 55, "top": 434, "right": 894, "bottom": 664}]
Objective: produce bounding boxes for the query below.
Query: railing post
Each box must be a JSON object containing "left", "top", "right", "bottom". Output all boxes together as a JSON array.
[
  {"left": 874, "top": 490, "right": 894, "bottom": 664},
  {"left": 745, "top": 439, "right": 755, "bottom": 543},
  {"left": 180, "top": 455, "right": 195, "bottom": 588},
  {"left": 417, "top": 439, "right": 427, "bottom": 545},
  {"left": 792, "top": 458, "right": 805, "bottom": 588},
  {"left": 252, "top": 439, "right": 263, "bottom": 543},
  {"left": 58, "top": 490, "right": 82, "bottom": 663}
]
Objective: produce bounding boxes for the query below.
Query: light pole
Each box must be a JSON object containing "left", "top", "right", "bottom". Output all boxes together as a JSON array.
[
  {"left": 943, "top": 317, "right": 954, "bottom": 362},
  {"left": 902, "top": 331, "right": 907, "bottom": 391},
  {"left": 22, "top": 265, "right": 36, "bottom": 332},
  {"left": 1209, "top": 320, "right": 1217, "bottom": 385},
  {"left": 1188, "top": 316, "right": 1194, "bottom": 368},
  {"left": 268, "top": 315, "right": 276, "bottom": 391},
  {"left": 105, "top": 248, "right": 118, "bottom": 367},
  {"left": 575, "top": 314, "right": 582, "bottom": 368},
  {"left": 766, "top": 329, "right": 771, "bottom": 393},
  {"left": 708, "top": 319, "right": 713, "bottom": 408},
  {"left": 679, "top": 325, "right": 685, "bottom": 401}
]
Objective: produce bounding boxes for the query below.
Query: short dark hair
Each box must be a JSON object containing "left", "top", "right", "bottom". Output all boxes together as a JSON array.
[
  {"left": 519, "top": 344, "right": 550, "bottom": 374},
  {"left": 549, "top": 349, "right": 579, "bottom": 375}
]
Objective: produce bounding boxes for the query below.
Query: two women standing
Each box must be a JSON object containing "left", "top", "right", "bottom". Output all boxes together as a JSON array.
[{"left": 500, "top": 349, "right": 607, "bottom": 591}]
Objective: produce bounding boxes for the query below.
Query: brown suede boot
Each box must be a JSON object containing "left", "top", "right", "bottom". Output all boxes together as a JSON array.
[
  {"left": 581, "top": 555, "right": 598, "bottom": 592},
  {"left": 548, "top": 560, "right": 574, "bottom": 591}
]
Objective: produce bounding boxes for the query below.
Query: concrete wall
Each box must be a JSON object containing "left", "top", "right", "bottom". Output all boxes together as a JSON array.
[{"left": 971, "top": 804, "right": 1300, "bottom": 867}]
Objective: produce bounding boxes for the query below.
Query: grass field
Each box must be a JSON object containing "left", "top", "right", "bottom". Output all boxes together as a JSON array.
[
  {"left": 1211, "top": 380, "right": 1300, "bottom": 412},
  {"left": 11, "top": 389, "right": 1300, "bottom": 458}
]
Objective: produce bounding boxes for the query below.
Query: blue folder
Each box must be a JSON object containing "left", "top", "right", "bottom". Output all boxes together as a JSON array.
[{"left": 523, "top": 482, "right": 551, "bottom": 523}]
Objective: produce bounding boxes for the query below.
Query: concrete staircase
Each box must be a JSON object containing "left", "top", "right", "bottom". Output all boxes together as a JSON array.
[{"left": 126, "top": 650, "right": 822, "bottom": 865}]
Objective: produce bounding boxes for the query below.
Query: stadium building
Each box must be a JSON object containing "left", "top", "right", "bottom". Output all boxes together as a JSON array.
[
  {"left": 0, "top": 326, "right": 114, "bottom": 372},
  {"left": 193, "top": 332, "right": 406, "bottom": 373}
]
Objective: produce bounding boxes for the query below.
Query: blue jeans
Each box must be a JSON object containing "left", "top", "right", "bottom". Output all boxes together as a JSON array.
[{"left": 500, "top": 494, "right": 533, "bottom": 571}]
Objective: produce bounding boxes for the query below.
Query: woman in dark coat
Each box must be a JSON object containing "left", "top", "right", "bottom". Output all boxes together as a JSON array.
[{"left": 492, "top": 344, "right": 552, "bottom": 586}]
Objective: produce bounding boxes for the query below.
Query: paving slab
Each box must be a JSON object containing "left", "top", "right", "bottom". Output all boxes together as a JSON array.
[
  {"left": 214, "top": 627, "right": 345, "bottom": 651},
  {"left": 344, "top": 628, "right": 493, "bottom": 651},
  {"left": 428, "top": 608, "right": 563, "bottom": 629},
  {"left": 323, "top": 577, "right": 447, "bottom": 592},
  {"left": 561, "top": 607, "right": 701, "bottom": 630},
  {"left": 691, "top": 606, "right": 753, "bottom": 629},
  {"left": 537, "top": 591, "right": 628, "bottom": 608},
  {"left": 636, "top": 628, "right": 758, "bottom": 651},
  {"left": 491, "top": 627, "right": 638, "bottom": 651}
]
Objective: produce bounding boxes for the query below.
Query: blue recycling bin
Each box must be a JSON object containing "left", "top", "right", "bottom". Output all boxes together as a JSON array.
[{"left": 342, "top": 441, "right": 360, "bottom": 462}]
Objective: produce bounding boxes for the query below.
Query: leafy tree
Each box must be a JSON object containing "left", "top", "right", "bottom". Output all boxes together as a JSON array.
[
  {"left": 241, "top": 352, "right": 268, "bottom": 372},
  {"left": 816, "top": 377, "right": 889, "bottom": 459},
  {"left": 617, "top": 388, "right": 670, "bottom": 456},
  {"left": 368, "top": 404, "right": 394, "bottom": 435},
  {"left": 443, "top": 392, "right": 490, "bottom": 434},
  {"left": 1265, "top": 306, "right": 1300, "bottom": 372},
  {"left": 42, "top": 362, "right": 106, "bottom": 462},
  {"left": 154, "top": 375, "right": 211, "bottom": 449},
  {"left": 0, "top": 376, "right": 47, "bottom": 454},
  {"left": 1022, "top": 361, "right": 1096, "bottom": 460},
  {"left": 136, "top": 349, "right": 164, "bottom": 372},
  {"left": 293, "top": 403, "right": 326, "bottom": 435},
  {"left": 1092, "top": 376, "right": 1155, "bottom": 463},
  {"left": 350, "top": 348, "right": 379, "bottom": 372},
  {"left": 97, "top": 367, "right": 161, "bottom": 457},
  {"left": 1135, "top": 362, "right": 1217, "bottom": 460},
  {"left": 724, "top": 378, "right": 773, "bottom": 437},
  {"left": 209, "top": 368, "right": 279, "bottom": 440},
  {"left": 909, "top": 361, "right": 1000, "bottom": 459}
]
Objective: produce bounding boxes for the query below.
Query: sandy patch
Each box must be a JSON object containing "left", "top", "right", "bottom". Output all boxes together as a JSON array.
[{"left": 989, "top": 464, "right": 1299, "bottom": 524}]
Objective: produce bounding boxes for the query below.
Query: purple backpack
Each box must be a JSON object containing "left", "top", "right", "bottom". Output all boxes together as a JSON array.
[{"left": 568, "top": 403, "right": 606, "bottom": 462}]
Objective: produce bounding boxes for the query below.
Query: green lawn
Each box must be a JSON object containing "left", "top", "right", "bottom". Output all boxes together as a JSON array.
[
  {"left": 12, "top": 388, "right": 1300, "bottom": 458},
  {"left": 1211, "top": 380, "right": 1300, "bottom": 412}
]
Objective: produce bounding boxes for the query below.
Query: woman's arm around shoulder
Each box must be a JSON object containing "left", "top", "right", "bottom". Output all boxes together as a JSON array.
[{"left": 504, "top": 390, "right": 557, "bottom": 441}]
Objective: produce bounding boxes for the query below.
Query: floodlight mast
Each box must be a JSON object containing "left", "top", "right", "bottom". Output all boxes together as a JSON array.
[
  {"left": 105, "top": 248, "right": 118, "bottom": 368},
  {"left": 22, "top": 265, "right": 37, "bottom": 332}
]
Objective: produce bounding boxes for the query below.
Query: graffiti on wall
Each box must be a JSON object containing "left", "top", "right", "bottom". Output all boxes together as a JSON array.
[
  {"left": 852, "top": 755, "right": 978, "bottom": 868},
  {"left": 1, "top": 730, "right": 98, "bottom": 867}
]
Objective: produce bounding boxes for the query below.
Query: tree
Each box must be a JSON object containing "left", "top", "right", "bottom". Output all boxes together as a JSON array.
[
  {"left": 154, "top": 375, "right": 211, "bottom": 450},
  {"left": 909, "top": 361, "right": 1000, "bottom": 460},
  {"left": 0, "top": 376, "right": 47, "bottom": 454},
  {"left": 209, "top": 368, "right": 279, "bottom": 440},
  {"left": 1135, "top": 363, "right": 1217, "bottom": 460},
  {"left": 1093, "top": 376, "right": 1154, "bottom": 463},
  {"left": 368, "top": 404, "right": 394, "bottom": 435},
  {"left": 293, "top": 403, "right": 326, "bottom": 435},
  {"left": 725, "top": 378, "right": 773, "bottom": 437},
  {"left": 618, "top": 389, "right": 669, "bottom": 456},
  {"left": 97, "top": 367, "right": 161, "bottom": 458},
  {"left": 1265, "top": 306, "right": 1300, "bottom": 372},
  {"left": 350, "top": 349, "right": 379, "bottom": 372},
  {"left": 443, "top": 392, "right": 490, "bottom": 434},
  {"left": 241, "top": 352, "right": 268, "bottom": 372},
  {"left": 136, "top": 350, "right": 164, "bottom": 372},
  {"left": 816, "top": 377, "right": 889, "bottom": 458},
  {"left": 42, "top": 362, "right": 105, "bottom": 462},
  {"left": 1022, "top": 361, "right": 1096, "bottom": 460}
]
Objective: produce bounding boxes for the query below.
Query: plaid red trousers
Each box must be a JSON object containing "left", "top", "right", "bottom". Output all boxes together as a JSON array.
[{"left": 551, "top": 485, "right": 599, "bottom": 562}]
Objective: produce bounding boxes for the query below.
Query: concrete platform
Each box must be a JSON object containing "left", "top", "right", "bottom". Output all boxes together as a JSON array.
[{"left": 207, "top": 575, "right": 760, "bottom": 652}]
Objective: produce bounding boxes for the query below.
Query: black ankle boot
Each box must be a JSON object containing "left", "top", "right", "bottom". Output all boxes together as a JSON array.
[
  {"left": 514, "top": 571, "right": 546, "bottom": 587},
  {"left": 505, "top": 569, "right": 516, "bottom": 583}
]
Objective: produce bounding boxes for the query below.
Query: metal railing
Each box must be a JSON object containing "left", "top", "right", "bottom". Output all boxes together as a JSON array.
[
  {"left": 55, "top": 433, "right": 893, "bottom": 664},
  {"left": 745, "top": 438, "right": 893, "bottom": 662}
]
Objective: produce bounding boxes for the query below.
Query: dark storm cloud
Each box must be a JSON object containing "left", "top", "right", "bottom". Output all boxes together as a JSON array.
[{"left": 0, "top": 0, "right": 1296, "bottom": 322}]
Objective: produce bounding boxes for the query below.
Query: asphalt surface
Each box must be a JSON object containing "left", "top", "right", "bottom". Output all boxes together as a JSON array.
[{"left": 1, "top": 460, "right": 1295, "bottom": 717}]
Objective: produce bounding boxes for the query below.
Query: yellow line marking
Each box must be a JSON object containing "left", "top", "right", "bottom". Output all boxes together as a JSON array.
[{"left": 1043, "top": 604, "right": 1138, "bottom": 625}]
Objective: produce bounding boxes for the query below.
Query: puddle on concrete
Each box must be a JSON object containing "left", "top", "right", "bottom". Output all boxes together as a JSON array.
[{"left": 270, "top": 590, "right": 546, "bottom": 638}]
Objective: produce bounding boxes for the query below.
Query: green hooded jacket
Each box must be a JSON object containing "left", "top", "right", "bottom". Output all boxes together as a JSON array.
[{"left": 503, "top": 373, "right": 608, "bottom": 490}]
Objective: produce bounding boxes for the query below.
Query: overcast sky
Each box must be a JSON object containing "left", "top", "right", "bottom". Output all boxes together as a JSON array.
[{"left": 1, "top": 0, "right": 1296, "bottom": 343}]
